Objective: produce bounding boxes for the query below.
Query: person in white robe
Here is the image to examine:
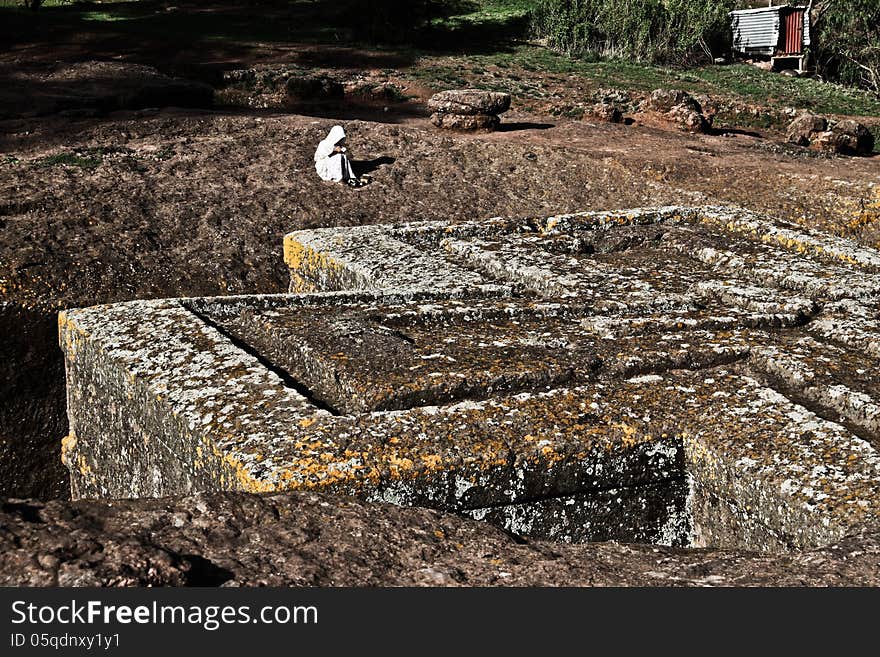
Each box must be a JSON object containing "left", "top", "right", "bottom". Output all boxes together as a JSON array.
[{"left": 314, "top": 125, "right": 362, "bottom": 186}]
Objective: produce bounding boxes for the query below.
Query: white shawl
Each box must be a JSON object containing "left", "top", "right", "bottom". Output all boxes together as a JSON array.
[{"left": 314, "top": 125, "right": 345, "bottom": 162}]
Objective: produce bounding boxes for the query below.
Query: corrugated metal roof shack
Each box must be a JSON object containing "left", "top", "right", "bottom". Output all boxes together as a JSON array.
[{"left": 730, "top": 5, "right": 811, "bottom": 72}]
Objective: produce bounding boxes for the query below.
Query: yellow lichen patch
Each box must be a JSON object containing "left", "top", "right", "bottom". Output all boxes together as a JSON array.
[
  {"left": 540, "top": 445, "right": 564, "bottom": 463},
  {"left": 289, "top": 273, "right": 317, "bottom": 293},
  {"left": 765, "top": 234, "right": 864, "bottom": 267},
  {"left": 283, "top": 235, "right": 345, "bottom": 280},
  {"left": 421, "top": 454, "right": 443, "bottom": 470},
  {"left": 609, "top": 422, "right": 640, "bottom": 448},
  {"left": 76, "top": 454, "right": 92, "bottom": 477},
  {"left": 60, "top": 432, "right": 78, "bottom": 464},
  {"left": 299, "top": 417, "right": 318, "bottom": 429},
  {"left": 58, "top": 311, "right": 84, "bottom": 360},
  {"left": 223, "top": 453, "right": 277, "bottom": 494},
  {"left": 697, "top": 213, "right": 871, "bottom": 268},
  {"left": 845, "top": 187, "right": 880, "bottom": 236}
]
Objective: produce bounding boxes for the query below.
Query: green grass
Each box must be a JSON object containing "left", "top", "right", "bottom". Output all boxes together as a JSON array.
[
  {"left": 687, "top": 65, "right": 880, "bottom": 117},
  {"left": 35, "top": 150, "right": 104, "bottom": 170},
  {"left": 2, "top": 0, "right": 877, "bottom": 126},
  {"left": 33, "top": 146, "right": 136, "bottom": 169},
  {"left": 429, "top": 0, "right": 533, "bottom": 30},
  {"left": 411, "top": 43, "right": 880, "bottom": 117}
]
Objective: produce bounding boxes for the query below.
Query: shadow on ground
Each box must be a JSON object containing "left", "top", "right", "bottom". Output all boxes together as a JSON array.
[
  {"left": 497, "top": 121, "right": 554, "bottom": 132},
  {"left": 353, "top": 155, "right": 396, "bottom": 177}
]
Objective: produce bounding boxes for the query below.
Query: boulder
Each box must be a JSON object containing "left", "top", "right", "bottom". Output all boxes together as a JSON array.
[
  {"left": 285, "top": 74, "right": 344, "bottom": 101},
  {"left": 430, "top": 112, "right": 500, "bottom": 131},
  {"left": 593, "top": 88, "right": 632, "bottom": 107},
  {"left": 694, "top": 94, "right": 719, "bottom": 121},
  {"left": 347, "top": 81, "right": 405, "bottom": 102},
  {"left": 833, "top": 119, "right": 875, "bottom": 156},
  {"left": 428, "top": 89, "right": 511, "bottom": 116},
  {"left": 641, "top": 89, "right": 694, "bottom": 114},
  {"left": 787, "top": 115, "right": 874, "bottom": 155},
  {"left": 809, "top": 130, "right": 842, "bottom": 153},
  {"left": 786, "top": 113, "right": 828, "bottom": 146},
  {"left": 589, "top": 101, "right": 623, "bottom": 123},
  {"left": 668, "top": 103, "right": 710, "bottom": 134},
  {"left": 639, "top": 89, "right": 712, "bottom": 134}
]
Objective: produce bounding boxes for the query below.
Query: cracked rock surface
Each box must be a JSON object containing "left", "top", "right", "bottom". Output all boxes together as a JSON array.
[{"left": 2, "top": 492, "right": 879, "bottom": 587}]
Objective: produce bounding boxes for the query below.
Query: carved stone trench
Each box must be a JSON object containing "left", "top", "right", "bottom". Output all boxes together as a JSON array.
[{"left": 59, "top": 206, "right": 880, "bottom": 553}]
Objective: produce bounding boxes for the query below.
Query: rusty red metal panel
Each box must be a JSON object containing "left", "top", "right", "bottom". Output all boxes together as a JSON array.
[{"left": 783, "top": 10, "right": 804, "bottom": 54}]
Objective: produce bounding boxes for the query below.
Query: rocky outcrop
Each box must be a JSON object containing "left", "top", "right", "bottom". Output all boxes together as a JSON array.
[
  {"left": 285, "top": 73, "right": 344, "bottom": 101},
  {"left": 429, "top": 89, "right": 511, "bottom": 132},
  {"left": 833, "top": 119, "right": 875, "bottom": 155},
  {"left": 786, "top": 114, "right": 875, "bottom": 155},
  {"left": 2, "top": 492, "right": 879, "bottom": 586},
  {"left": 639, "top": 89, "right": 712, "bottom": 134},
  {"left": 589, "top": 101, "right": 623, "bottom": 123},
  {"left": 786, "top": 113, "right": 828, "bottom": 146},
  {"left": 585, "top": 89, "right": 631, "bottom": 123},
  {"left": 428, "top": 89, "right": 511, "bottom": 115},
  {"left": 219, "top": 67, "right": 407, "bottom": 109}
]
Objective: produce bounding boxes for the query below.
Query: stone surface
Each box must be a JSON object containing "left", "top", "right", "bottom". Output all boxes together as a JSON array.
[
  {"left": 639, "top": 89, "right": 711, "bottom": 134},
  {"left": 427, "top": 89, "right": 511, "bottom": 116},
  {"left": 834, "top": 119, "right": 875, "bottom": 156},
  {"left": 810, "top": 130, "right": 843, "bottom": 154},
  {"left": 430, "top": 112, "right": 500, "bottom": 132},
  {"left": 589, "top": 102, "right": 622, "bottom": 123},
  {"left": 428, "top": 89, "right": 511, "bottom": 132},
  {"left": 786, "top": 115, "right": 874, "bottom": 156},
  {"left": 642, "top": 89, "right": 693, "bottom": 114},
  {"left": 667, "top": 103, "right": 709, "bottom": 134},
  {"left": 2, "top": 492, "right": 879, "bottom": 586},
  {"left": 786, "top": 113, "right": 828, "bottom": 146},
  {"left": 59, "top": 206, "right": 880, "bottom": 553}
]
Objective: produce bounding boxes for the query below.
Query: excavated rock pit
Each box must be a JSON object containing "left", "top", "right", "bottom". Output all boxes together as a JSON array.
[{"left": 58, "top": 206, "right": 880, "bottom": 556}]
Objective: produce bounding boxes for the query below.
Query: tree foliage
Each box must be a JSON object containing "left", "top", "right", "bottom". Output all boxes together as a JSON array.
[
  {"left": 530, "top": 0, "right": 736, "bottom": 65},
  {"left": 811, "top": 0, "right": 880, "bottom": 94}
]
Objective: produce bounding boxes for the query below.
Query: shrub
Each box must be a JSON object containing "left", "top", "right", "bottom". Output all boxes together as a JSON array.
[
  {"left": 530, "top": 0, "right": 736, "bottom": 65},
  {"left": 812, "top": 0, "right": 880, "bottom": 94}
]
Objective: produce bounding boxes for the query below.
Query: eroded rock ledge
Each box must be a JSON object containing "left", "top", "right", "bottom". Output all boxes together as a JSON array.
[{"left": 2, "top": 492, "right": 878, "bottom": 587}]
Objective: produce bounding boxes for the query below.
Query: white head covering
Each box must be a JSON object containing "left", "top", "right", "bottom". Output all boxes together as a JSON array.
[{"left": 314, "top": 125, "right": 346, "bottom": 161}]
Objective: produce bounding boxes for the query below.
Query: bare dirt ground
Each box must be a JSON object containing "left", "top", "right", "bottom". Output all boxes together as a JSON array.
[
  {"left": 3, "top": 108, "right": 663, "bottom": 308},
  {"left": 3, "top": 102, "right": 878, "bottom": 309}
]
